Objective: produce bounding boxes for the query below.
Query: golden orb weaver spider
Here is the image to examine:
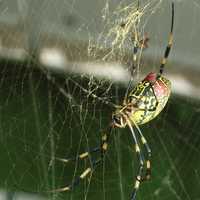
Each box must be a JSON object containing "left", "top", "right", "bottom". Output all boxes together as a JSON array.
[{"left": 52, "top": 2, "right": 174, "bottom": 200}]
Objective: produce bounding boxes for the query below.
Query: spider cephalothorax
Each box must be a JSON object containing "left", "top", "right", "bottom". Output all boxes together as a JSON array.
[{"left": 112, "top": 104, "right": 135, "bottom": 128}]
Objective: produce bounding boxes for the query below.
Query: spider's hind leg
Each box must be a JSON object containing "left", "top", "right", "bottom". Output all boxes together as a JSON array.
[
  {"left": 50, "top": 159, "right": 101, "bottom": 193},
  {"left": 53, "top": 147, "right": 100, "bottom": 164},
  {"left": 127, "top": 121, "right": 146, "bottom": 200},
  {"left": 50, "top": 126, "right": 113, "bottom": 193}
]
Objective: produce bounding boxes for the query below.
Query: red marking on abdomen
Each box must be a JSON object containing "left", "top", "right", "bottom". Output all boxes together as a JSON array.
[{"left": 153, "top": 80, "right": 169, "bottom": 98}]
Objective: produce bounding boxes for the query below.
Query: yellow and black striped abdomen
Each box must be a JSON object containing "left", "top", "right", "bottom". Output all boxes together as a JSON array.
[{"left": 128, "top": 74, "right": 171, "bottom": 125}]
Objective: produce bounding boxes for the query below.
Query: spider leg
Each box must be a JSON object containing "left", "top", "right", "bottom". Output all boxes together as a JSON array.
[
  {"left": 127, "top": 120, "right": 145, "bottom": 200},
  {"left": 125, "top": 1, "right": 141, "bottom": 100},
  {"left": 50, "top": 159, "right": 101, "bottom": 192},
  {"left": 50, "top": 126, "right": 113, "bottom": 193},
  {"left": 158, "top": 2, "right": 174, "bottom": 76},
  {"left": 130, "top": 0, "right": 140, "bottom": 70},
  {"left": 133, "top": 122, "right": 151, "bottom": 181},
  {"left": 53, "top": 147, "right": 100, "bottom": 164}
]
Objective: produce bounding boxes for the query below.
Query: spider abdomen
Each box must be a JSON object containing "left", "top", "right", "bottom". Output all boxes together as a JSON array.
[{"left": 129, "top": 74, "right": 171, "bottom": 125}]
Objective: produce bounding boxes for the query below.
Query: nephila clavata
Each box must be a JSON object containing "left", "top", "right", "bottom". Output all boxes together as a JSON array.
[{"left": 51, "top": 2, "right": 174, "bottom": 200}]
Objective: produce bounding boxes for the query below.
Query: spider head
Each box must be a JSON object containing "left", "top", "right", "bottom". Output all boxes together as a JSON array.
[{"left": 112, "top": 111, "right": 127, "bottom": 128}]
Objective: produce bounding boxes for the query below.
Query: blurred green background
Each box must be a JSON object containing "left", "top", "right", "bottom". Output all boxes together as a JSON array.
[
  {"left": 0, "top": 60, "right": 200, "bottom": 200},
  {"left": 0, "top": 1, "right": 200, "bottom": 200}
]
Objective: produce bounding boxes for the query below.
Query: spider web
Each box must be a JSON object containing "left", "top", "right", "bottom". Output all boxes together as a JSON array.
[{"left": 0, "top": 1, "right": 200, "bottom": 200}]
